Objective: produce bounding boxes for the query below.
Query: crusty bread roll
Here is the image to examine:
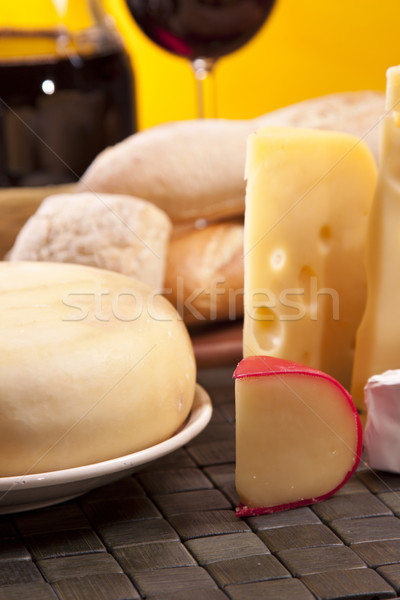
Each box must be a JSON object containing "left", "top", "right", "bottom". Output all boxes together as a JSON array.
[
  {"left": 7, "top": 192, "right": 171, "bottom": 291},
  {"left": 165, "top": 220, "right": 244, "bottom": 324},
  {"left": 78, "top": 91, "right": 384, "bottom": 223},
  {"left": 254, "top": 90, "right": 383, "bottom": 157},
  {"left": 0, "top": 261, "right": 196, "bottom": 476},
  {"left": 0, "top": 184, "right": 75, "bottom": 260}
]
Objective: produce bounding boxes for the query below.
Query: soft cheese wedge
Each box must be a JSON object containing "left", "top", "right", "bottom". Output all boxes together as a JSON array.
[
  {"left": 234, "top": 356, "right": 362, "bottom": 516},
  {"left": 364, "top": 370, "right": 400, "bottom": 473},
  {"left": 351, "top": 66, "right": 400, "bottom": 422},
  {"left": 0, "top": 261, "right": 196, "bottom": 476},
  {"left": 243, "top": 126, "right": 377, "bottom": 391}
]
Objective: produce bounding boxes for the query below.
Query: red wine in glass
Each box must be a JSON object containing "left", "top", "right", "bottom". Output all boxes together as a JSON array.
[{"left": 126, "top": 0, "right": 276, "bottom": 117}]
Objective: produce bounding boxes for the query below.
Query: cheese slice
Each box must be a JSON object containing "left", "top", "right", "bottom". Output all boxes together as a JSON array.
[
  {"left": 234, "top": 355, "right": 362, "bottom": 516},
  {"left": 351, "top": 66, "right": 400, "bottom": 422},
  {"left": 243, "top": 126, "right": 377, "bottom": 391}
]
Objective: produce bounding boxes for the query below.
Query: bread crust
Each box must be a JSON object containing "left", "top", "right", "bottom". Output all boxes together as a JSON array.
[
  {"left": 164, "top": 220, "right": 244, "bottom": 324},
  {"left": 78, "top": 91, "right": 384, "bottom": 223},
  {"left": 8, "top": 192, "right": 172, "bottom": 291}
]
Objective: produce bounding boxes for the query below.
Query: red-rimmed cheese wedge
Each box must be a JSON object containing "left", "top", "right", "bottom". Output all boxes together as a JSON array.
[{"left": 234, "top": 355, "right": 362, "bottom": 517}]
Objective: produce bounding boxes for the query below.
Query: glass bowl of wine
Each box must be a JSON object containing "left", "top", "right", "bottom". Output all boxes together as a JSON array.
[{"left": 126, "top": 0, "right": 276, "bottom": 117}]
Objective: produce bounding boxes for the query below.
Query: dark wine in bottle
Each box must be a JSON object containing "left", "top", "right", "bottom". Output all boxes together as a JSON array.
[{"left": 0, "top": 43, "right": 135, "bottom": 187}]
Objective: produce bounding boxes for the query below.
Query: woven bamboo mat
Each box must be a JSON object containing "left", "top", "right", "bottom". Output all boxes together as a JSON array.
[{"left": 1, "top": 366, "right": 400, "bottom": 600}]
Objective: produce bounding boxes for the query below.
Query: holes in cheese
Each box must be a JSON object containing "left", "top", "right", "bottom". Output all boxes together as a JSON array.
[
  {"left": 234, "top": 355, "right": 362, "bottom": 517},
  {"left": 319, "top": 224, "right": 332, "bottom": 252},
  {"left": 251, "top": 305, "right": 282, "bottom": 352},
  {"left": 243, "top": 126, "right": 377, "bottom": 390}
]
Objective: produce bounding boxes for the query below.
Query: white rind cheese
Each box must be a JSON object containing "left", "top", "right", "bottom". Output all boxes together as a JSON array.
[{"left": 364, "top": 370, "right": 400, "bottom": 473}]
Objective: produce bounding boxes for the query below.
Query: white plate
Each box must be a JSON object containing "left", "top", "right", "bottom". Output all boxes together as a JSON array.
[{"left": 0, "top": 384, "right": 212, "bottom": 514}]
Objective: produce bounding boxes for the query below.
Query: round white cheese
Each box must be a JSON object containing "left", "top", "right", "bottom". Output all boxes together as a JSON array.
[{"left": 0, "top": 261, "right": 196, "bottom": 476}]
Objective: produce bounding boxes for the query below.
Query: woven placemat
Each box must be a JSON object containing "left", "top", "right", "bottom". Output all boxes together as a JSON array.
[{"left": 1, "top": 366, "right": 400, "bottom": 600}]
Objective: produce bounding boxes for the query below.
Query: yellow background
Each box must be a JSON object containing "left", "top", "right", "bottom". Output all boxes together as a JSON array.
[
  {"left": 2, "top": 0, "right": 400, "bottom": 130},
  {"left": 104, "top": 0, "right": 400, "bottom": 130}
]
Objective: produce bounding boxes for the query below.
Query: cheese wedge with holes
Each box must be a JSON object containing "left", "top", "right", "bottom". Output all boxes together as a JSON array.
[
  {"left": 243, "top": 126, "right": 377, "bottom": 391},
  {"left": 234, "top": 356, "right": 362, "bottom": 516},
  {"left": 351, "top": 66, "right": 400, "bottom": 423},
  {"left": 0, "top": 261, "right": 196, "bottom": 476}
]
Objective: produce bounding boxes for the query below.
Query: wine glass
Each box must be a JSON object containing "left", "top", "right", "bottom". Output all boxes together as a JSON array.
[{"left": 125, "top": 0, "right": 276, "bottom": 118}]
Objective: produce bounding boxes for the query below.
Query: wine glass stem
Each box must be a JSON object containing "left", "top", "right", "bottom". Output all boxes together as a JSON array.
[{"left": 192, "top": 57, "right": 217, "bottom": 119}]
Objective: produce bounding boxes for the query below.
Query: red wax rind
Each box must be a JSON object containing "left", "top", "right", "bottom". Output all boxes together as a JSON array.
[{"left": 234, "top": 355, "right": 363, "bottom": 517}]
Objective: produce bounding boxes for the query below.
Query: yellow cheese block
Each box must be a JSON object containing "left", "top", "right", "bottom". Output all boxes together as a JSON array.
[
  {"left": 234, "top": 356, "right": 362, "bottom": 516},
  {"left": 243, "top": 126, "right": 377, "bottom": 391},
  {"left": 0, "top": 261, "right": 196, "bottom": 476},
  {"left": 351, "top": 66, "right": 400, "bottom": 422}
]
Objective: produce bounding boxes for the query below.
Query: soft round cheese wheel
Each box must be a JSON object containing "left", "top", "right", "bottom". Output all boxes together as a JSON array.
[{"left": 0, "top": 261, "right": 196, "bottom": 476}]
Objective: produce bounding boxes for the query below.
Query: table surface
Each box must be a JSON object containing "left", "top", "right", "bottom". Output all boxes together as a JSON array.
[{"left": 1, "top": 366, "right": 400, "bottom": 600}]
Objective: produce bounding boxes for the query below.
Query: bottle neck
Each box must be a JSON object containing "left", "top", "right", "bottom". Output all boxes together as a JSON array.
[
  {"left": 1, "top": 0, "right": 98, "bottom": 30},
  {"left": 0, "top": 0, "right": 122, "bottom": 61}
]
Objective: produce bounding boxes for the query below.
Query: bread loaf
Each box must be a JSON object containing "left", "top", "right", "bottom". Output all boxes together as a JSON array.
[
  {"left": 78, "top": 91, "right": 384, "bottom": 223},
  {"left": 5, "top": 92, "right": 385, "bottom": 329},
  {"left": 7, "top": 192, "right": 172, "bottom": 291},
  {"left": 165, "top": 221, "right": 244, "bottom": 324},
  {"left": 0, "top": 261, "right": 196, "bottom": 476}
]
